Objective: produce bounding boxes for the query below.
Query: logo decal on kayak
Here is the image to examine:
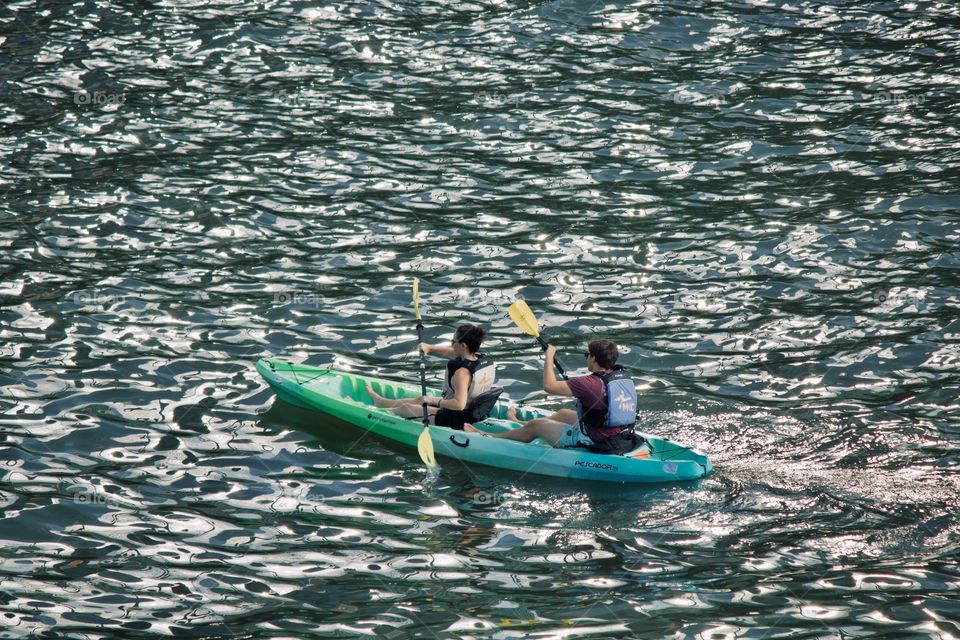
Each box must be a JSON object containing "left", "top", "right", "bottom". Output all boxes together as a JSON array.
[
  {"left": 662, "top": 462, "right": 678, "bottom": 474},
  {"left": 574, "top": 461, "right": 618, "bottom": 471}
]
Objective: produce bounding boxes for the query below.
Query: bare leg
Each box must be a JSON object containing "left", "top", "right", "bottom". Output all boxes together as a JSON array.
[
  {"left": 507, "top": 405, "right": 577, "bottom": 428},
  {"left": 545, "top": 408, "right": 578, "bottom": 424},
  {"left": 366, "top": 385, "right": 442, "bottom": 420},
  {"left": 465, "top": 418, "right": 570, "bottom": 447},
  {"left": 378, "top": 401, "right": 439, "bottom": 420},
  {"left": 367, "top": 384, "right": 409, "bottom": 408}
]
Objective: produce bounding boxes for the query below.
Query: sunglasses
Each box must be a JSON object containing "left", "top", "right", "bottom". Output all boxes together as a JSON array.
[{"left": 584, "top": 352, "right": 592, "bottom": 359}]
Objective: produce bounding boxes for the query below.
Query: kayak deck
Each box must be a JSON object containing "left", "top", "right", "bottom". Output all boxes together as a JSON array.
[{"left": 257, "top": 358, "right": 712, "bottom": 483}]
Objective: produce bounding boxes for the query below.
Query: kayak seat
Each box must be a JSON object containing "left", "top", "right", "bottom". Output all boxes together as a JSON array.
[
  {"left": 404, "top": 388, "right": 504, "bottom": 423},
  {"left": 580, "top": 431, "right": 647, "bottom": 456},
  {"left": 465, "top": 387, "right": 504, "bottom": 422}
]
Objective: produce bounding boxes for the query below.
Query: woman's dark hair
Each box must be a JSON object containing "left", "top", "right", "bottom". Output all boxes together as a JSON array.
[
  {"left": 587, "top": 339, "right": 618, "bottom": 369},
  {"left": 453, "top": 324, "right": 485, "bottom": 353}
]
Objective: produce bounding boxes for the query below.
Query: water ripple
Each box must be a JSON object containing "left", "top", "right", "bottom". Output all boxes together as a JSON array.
[{"left": 2, "top": 0, "right": 959, "bottom": 636}]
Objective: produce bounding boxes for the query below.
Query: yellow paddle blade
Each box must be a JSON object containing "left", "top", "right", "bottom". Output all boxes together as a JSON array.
[
  {"left": 417, "top": 425, "right": 436, "bottom": 468},
  {"left": 412, "top": 277, "right": 422, "bottom": 321},
  {"left": 508, "top": 299, "right": 540, "bottom": 337}
]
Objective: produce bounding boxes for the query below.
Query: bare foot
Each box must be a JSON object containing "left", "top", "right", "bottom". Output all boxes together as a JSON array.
[
  {"left": 366, "top": 384, "right": 390, "bottom": 407},
  {"left": 506, "top": 402, "right": 518, "bottom": 422},
  {"left": 463, "top": 423, "right": 488, "bottom": 436}
]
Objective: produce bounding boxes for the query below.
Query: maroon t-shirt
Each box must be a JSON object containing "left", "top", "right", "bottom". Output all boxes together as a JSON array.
[{"left": 567, "top": 373, "right": 622, "bottom": 442}]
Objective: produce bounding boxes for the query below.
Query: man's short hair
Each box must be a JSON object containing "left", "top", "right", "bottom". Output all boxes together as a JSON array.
[{"left": 588, "top": 339, "right": 618, "bottom": 369}]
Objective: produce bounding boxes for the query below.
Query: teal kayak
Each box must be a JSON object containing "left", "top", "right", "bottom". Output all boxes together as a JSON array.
[{"left": 257, "top": 358, "right": 712, "bottom": 484}]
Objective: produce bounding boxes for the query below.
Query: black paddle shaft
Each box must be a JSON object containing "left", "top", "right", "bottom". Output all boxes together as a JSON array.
[
  {"left": 416, "top": 321, "right": 430, "bottom": 426},
  {"left": 536, "top": 335, "right": 570, "bottom": 380}
]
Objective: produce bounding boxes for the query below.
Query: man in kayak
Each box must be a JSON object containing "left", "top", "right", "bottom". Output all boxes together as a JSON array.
[
  {"left": 465, "top": 340, "right": 636, "bottom": 451},
  {"left": 367, "top": 324, "right": 497, "bottom": 430}
]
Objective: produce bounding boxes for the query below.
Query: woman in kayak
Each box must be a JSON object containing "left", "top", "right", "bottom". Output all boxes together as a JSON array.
[
  {"left": 465, "top": 340, "right": 633, "bottom": 449},
  {"left": 367, "top": 324, "right": 496, "bottom": 430}
]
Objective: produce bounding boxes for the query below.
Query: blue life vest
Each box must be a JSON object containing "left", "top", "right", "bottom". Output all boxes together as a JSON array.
[{"left": 576, "top": 366, "right": 638, "bottom": 435}]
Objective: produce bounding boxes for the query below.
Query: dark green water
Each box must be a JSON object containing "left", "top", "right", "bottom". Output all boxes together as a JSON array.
[{"left": 2, "top": 0, "right": 959, "bottom": 637}]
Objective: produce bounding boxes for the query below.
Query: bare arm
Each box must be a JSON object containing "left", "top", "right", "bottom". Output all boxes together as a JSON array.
[
  {"left": 543, "top": 345, "right": 573, "bottom": 396},
  {"left": 420, "top": 342, "right": 456, "bottom": 359},
  {"left": 436, "top": 367, "right": 470, "bottom": 411}
]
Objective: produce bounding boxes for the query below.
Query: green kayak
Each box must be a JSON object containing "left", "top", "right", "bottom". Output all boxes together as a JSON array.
[{"left": 257, "top": 358, "right": 712, "bottom": 484}]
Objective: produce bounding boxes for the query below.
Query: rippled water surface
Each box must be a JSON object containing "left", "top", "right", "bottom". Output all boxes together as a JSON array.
[{"left": 2, "top": 0, "right": 959, "bottom": 637}]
